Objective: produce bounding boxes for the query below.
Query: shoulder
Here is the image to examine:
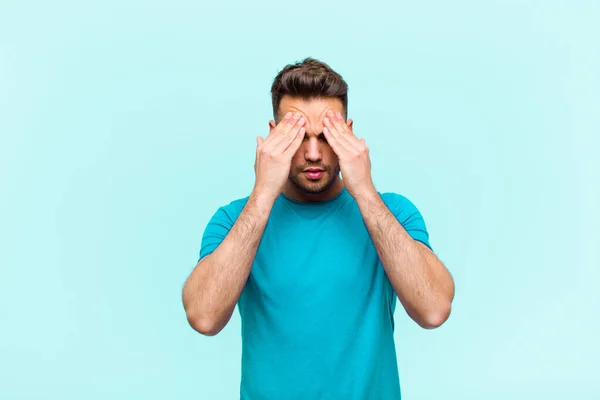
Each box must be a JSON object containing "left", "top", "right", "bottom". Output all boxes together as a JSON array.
[
  {"left": 212, "top": 195, "right": 251, "bottom": 222},
  {"left": 222, "top": 195, "right": 251, "bottom": 215},
  {"left": 378, "top": 190, "right": 432, "bottom": 249},
  {"left": 378, "top": 191, "right": 422, "bottom": 217},
  {"left": 198, "top": 195, "right": 251, "bottom": 261}
]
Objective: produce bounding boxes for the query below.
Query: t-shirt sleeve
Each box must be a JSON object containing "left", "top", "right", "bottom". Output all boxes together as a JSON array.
[
  {"left": 381, "top": 192, "right": 433, "bottom": 251},
  {"left": 198, "top": 206, "right": 235, "bottom": 262}
]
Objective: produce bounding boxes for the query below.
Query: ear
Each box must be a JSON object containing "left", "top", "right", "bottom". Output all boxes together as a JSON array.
[
  {"left": 347, "top": 118, "right": 354, "bottom": 131},
  {"left": 269, "top": 120, "right": 276, "bottom": 132}
]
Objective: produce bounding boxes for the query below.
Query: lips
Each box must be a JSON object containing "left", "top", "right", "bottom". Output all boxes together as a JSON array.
[{"left": 304, "top": 169, "right": 324, "bottom": 180}]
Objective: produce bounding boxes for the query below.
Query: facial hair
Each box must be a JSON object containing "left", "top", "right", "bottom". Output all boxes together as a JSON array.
[{"left": 288, "top": 164, "right": 340, "bottom": 194}]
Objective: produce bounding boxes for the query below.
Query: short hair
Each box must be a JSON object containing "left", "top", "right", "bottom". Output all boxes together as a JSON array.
[{"left": 270, "top": 58, "right": 348, "bottom": 121}]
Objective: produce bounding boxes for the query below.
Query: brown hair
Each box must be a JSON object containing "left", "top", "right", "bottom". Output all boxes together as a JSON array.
[{"left": 270, "top": 58, "right": 348, "bottom": 121}]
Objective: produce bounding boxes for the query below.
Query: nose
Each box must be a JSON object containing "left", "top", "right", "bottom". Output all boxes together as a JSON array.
[{"left": 304, "top": 137, "right": 322, "bottom": 162}]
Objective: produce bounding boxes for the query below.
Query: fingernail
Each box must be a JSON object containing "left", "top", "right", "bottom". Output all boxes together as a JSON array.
[
  {"left": 336, "top": 112, "right": 342, "bottom": 118},
  {"left": 324, "top": 117, "right": 329, "bottom": 124},
  {"left": 299, "top": 117, "right": 305, "bottom": 124},
  {"left": 285, "top": 112, "right": 292, "bottom": 119},
  {"left": 294, "top": 112, "right": 301, "bottom": 119}
]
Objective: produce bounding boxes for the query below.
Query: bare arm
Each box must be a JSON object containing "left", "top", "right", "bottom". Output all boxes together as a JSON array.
[
  {"left": 182, "top": 191, "right": 274, "bottom": 335},
  {"left": 183, "top": 112, "right": 306, "bottom": 336},
  {"left": 356, "top": 190, "right": 455, "bottom": 329},
  {"left": 319, "top": 110, "right": 454, "bottom": 329}
]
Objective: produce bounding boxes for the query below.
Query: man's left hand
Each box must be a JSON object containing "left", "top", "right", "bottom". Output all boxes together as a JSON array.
[{"left": 323, "top": 110, "right": 376, "bottom": 199}]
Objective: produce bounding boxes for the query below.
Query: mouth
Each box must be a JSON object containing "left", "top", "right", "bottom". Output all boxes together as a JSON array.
[{"left": 303, "top": 168, "right": 325, "bottom": 180}]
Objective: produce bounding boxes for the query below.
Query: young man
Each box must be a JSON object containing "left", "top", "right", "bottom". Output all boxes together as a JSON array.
[{"left": 182, "top": 58, "right": 455, "bottom": 399}]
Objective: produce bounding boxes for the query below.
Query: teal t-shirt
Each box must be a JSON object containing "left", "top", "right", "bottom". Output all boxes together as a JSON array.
[{"left": 199, "top": 187, "right": 431, "bottom": 400}]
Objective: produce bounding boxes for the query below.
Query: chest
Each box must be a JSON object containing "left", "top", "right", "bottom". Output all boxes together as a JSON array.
[{"left": 249, "top": 208, "right": 381, "bottom": 306}]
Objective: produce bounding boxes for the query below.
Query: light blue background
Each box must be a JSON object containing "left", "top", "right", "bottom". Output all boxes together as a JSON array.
[{"left": 1, "top": 1, "right": 599, "bottom": 399}]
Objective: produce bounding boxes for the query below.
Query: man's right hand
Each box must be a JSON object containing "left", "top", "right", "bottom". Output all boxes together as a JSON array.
[{"left": 253, "top": 112, "right": 306, "bottom": 200}]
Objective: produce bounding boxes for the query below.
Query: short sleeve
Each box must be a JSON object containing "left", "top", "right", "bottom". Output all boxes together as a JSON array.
[
  {"left": 380, "top": 192, "right": 432, "bottom": 251},
  {"left": 198, "top": 207, "right": 235, "bottom": 262},
  {"left": 197, "top": 197, "right": 249, "bottom": 262}
]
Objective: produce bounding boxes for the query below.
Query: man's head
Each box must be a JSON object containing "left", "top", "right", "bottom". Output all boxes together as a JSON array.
[{"left": 269, "top": 58, "right": 352, "bottom": 200}]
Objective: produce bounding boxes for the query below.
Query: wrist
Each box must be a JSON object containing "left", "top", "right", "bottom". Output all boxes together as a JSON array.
[
  {"left": 353, "top": 185, "right": 382, "bottom": 210},
  {"left": 352, "top": 183, "right": 378, "bottom": 202},
  {"left": 249, "top": 187, "right": 278, "bottom": 210}
]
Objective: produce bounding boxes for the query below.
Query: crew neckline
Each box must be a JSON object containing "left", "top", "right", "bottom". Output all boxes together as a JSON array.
[{"left": 280, "top": 186, "right": 349, "bottom": 206}]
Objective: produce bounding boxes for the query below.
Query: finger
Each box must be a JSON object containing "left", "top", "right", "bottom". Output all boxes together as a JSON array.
[
  {"left": 323, "top": 116, "right": 357, "bottom": 153},
  {"left": 281, "top": 112, "right": 303, "bottom": 136},
  {"left": 270, "top": 112, "right": 293, "bottom": 136},
  {"left": 267, "top": 112, "right": 303, "bottom": 149},
  {"left": 323, "top": 127, "right": 346, "bottom": 156},
  {"left": 283, "top": 127, "right": 306, "bottom": 157},
  {"left": 328, "top": 111, "right": 352, "bottom": 135},
  {"left": 329, "top": 110, "right": 343, "bottom": 126},
  {"left": 263, "top": 112, "right": 293, "bottom": 147},
  {"left": 275, "top": 116, "right": 305, "bottom": 153},
  {"left": 327, "top": 113, "right": 364, "bottom": 152},
  {"left": 330, "top": 111, "right": 362, "bottom": 149}
]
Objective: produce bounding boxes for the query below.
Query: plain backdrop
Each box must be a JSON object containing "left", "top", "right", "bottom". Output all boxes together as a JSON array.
[{"left": 1, "top": 1, "right": 599, "bottom": 399}]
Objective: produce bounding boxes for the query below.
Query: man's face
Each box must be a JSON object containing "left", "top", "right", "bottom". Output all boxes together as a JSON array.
[{"left": 269, "top": 96, "right": 352, "bottom": 197}]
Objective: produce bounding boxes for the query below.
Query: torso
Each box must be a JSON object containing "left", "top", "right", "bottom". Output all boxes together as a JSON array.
[{"left": 236, "top": 188, "right": 402, "bottom": 400}]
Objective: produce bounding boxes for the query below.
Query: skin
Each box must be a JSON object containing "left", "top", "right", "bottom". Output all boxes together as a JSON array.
[
  {"left": 268, "top": 96, "right": 351, "bottom": 203},
  {"left": 182, "top": 106, "right": 308, "bottom": 335},
  {"left": 182, "top": 95, "right": 455, "bottom": 335},
  {"left": 320, "top": 107, "right": 455, "bottom": 328}
]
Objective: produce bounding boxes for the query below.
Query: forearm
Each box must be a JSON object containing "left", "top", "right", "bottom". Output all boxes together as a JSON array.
[
  {"left": 183, "top": 191, "right": 275, "bottom": 335},
  {"left": 356, "top": 190, "right": 454, "bottom": 329}
]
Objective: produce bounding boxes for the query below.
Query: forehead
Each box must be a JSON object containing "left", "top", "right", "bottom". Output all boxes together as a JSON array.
[{"left": 277, "top": 95, "right": 345, "bottom": 123}]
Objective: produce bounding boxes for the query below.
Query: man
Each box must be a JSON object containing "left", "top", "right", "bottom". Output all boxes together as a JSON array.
[{"left": 182, "top": 58, "right": 455, "bottom": 399}]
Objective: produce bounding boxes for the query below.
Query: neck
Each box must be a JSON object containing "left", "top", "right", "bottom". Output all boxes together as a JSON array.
[{"left": 282, "top": 176, "right": 345, "bottom": 203}]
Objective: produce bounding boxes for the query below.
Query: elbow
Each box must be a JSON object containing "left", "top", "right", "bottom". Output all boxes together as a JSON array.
[
  {"left": 419, "top": 280, "right": 455, "bottom": 329},
  {"left": 185, "top": 310, "right": 224, "bottom": 336},
  {"left": 418, "top": 303, "right": 452, "bottom": 330}
]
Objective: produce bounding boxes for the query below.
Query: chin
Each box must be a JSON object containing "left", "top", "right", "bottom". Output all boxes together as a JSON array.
[
  {"left": 293, "top": 175, "right": 334, "bottom": 195},
  {"left": 302, "top": 185, "right": 329, "bottom": 195}
]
